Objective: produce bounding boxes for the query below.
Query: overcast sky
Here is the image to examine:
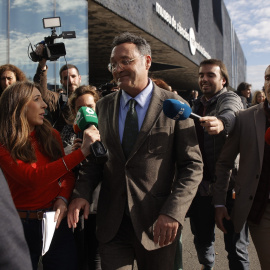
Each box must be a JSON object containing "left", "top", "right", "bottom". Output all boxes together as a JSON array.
[{"left": 223, "top": 0, "right": 270, "bottom": 91}]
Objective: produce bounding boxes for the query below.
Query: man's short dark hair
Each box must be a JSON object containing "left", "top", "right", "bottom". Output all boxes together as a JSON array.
[
  {"left": 199, "top": 59, "right": 229, "bottom": 88},
  {"left": 59, "top": 64, "right": 80, "bottom": 79},
  {"left": 111, "top": 32, "right": 151, "bottom": 57},
  {"left": 236, "top": 82, "right": 252, "bottom": 95}
]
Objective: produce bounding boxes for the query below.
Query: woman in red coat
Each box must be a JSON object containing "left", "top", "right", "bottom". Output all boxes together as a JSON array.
[{"left": 0, "top": 81, "right": 100, "bottom": 270}]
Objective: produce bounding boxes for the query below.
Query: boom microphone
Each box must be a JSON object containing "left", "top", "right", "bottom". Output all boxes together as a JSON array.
[
  {"left": 163, "top": 99, "right": 201, "bottom": 121},
  {"left": 73, "top": 106, "right": 108, "bottom": 163}
]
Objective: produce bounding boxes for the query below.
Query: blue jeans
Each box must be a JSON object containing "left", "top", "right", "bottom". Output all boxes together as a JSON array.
[
  {"left": 189, "top": 191, "right": 249, "bottom": 270},
  {"left": 21, "top": 216, "right": 78, "bottom": 270}
]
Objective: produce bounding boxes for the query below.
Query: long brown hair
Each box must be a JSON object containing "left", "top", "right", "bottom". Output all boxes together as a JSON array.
[
  {"left": 0, "top": 64, "right": 27, "bottom": 93},
  {"left": 0, "top": 81, "right": 63, "bottom": 163}
]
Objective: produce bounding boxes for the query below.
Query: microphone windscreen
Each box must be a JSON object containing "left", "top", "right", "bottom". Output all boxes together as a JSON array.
[
  {"left": 163, "top": 99, "right": 192, "bottom": 120},
  {"left": 73, "top": 106, "right": 98, "bottom": 134},
  {"left": 265, "top": 127, "right": 270, "bottom": 145}
]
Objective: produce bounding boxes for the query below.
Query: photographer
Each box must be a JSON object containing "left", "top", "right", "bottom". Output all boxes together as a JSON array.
[{"left": 34, "top": 50, "right": 81, "bottom": 132}]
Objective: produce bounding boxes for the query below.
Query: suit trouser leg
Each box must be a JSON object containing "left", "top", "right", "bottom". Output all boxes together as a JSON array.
[
  {"left": 248, "top": 202, "right": 270, "bottom": 270},
  {"left": 223, "top": 191, "right": 250, "bottom": 270},
  {"left": 99, "top": 213, "right": 178, "bottom": 270},
  {"left": 189, "top": 194, "right": 215, "bottom": 269},
  {"left": 74, "top": 214, "right": 100, "bottom": 270},
  {"left": 173, "top": 234, "right": 183, "bottom": 270}
]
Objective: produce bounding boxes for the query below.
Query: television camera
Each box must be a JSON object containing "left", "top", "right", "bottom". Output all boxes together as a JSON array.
[{"left": 28, "top": 17, "right": 76, "bottom": 62}]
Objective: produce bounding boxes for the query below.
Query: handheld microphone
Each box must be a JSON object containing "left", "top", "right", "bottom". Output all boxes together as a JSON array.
[
  {"left": 163, "top": 99, "right": 201, "bottom": 121},
  {"left": 73, "top": 106, "right": 98, "bottom": 138},
  {"left": 265, "top": 127, "right": 270, "bottom": 145},
  {"left": 73, "top": 107, "right": 108, "bottom": 163}
]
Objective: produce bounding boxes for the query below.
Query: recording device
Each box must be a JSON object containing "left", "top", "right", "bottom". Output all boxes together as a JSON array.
[
  {"left": 28, "top": 17, "right": 76, "bottom": 62},
  {"left": 98, "top": 82, "right": 118, "bottom": 97},
  {"left": 163, "top": 99, "right": 201, "bottom": 121},
  {"left": 74, "top": 107, "right": 108, "bottom": 164}
]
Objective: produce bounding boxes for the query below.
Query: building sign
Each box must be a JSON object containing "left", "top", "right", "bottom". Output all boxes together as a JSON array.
[{"left": 155, "top": 2, "right": 211, "bottom": 59}]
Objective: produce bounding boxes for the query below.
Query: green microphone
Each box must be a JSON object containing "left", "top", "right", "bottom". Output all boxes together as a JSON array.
[
  {"left": 73, "top": 106, "right": 98, "bottom": 136},
  {"left": 73, "top": 106, "right": 108, "bottom": 163}
]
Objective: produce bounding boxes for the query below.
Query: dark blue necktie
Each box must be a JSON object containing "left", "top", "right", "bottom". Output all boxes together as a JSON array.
[{"left": 122, "top": 99, "right": 138, "bottom": 159}]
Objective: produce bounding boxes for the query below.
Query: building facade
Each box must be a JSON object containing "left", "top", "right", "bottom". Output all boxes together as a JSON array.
[{"left": 0, "top": 0, "right": 246, "bottom": 96}]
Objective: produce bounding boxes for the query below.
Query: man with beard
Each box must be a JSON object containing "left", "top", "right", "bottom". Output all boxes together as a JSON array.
[
  {"left": 214, "top": 65, "right": 270, "bottom": 270},
  {"left": 188, "top": 59, "right": 249, "bottom": 270},
  {"left": 34, "top": 56, "right": 81, "bottom": 132}
]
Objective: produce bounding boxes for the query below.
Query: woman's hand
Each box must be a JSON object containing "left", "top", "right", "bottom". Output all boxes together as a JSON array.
[
  {"left": 80, "top": 126, "right": 101, "bottom": 157},
  {"left": 53, "top": 198, "right": 68, "bottom": 229}
]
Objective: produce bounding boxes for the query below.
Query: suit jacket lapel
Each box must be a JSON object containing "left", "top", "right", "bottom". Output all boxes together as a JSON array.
[
  {"left": 105, "top": 91, "right": 126, "bottom": 161},
  {"left": 254, "top": 103, "right": 266, "bottom": 168}
]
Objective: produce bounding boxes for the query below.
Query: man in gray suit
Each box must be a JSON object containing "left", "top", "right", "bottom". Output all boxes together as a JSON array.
[
  {"left": 0, "top": 169, "right": 32, "bottom": 269},
  {"left": 213, "top": 65, "right": 270, "bottom": 270},
  {"left": 68, "top": 32, "right": 203, "bottom": 270}
]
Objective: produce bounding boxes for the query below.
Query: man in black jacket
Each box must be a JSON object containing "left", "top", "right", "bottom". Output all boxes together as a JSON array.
[
  {"left": 34, "top": 56, "right": 81, "bottom": 132},
  {"left": 188, "top": 59, "right": 249, "bottom": 270}
]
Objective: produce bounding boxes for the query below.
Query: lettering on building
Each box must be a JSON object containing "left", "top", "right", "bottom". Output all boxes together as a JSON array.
[{"left": 155, "top": 2, "right": 211, "bottom": 59}]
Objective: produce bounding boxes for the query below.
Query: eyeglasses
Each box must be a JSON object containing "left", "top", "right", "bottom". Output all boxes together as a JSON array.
[{"left": 108, "top": 56, "right": 143, "bottom": 73}]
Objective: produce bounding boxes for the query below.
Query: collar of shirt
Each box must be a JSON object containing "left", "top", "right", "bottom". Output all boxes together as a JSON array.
[
  {"left": 119, "top": 79, "right": 153, "bottom": 142},
  {"left": 120, "top": 79, "right": 153, "bottom": 110}
]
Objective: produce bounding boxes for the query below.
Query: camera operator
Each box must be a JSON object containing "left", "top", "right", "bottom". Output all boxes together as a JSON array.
[{"left": 33, "top": 45, "right": 81, "bottom": 132}]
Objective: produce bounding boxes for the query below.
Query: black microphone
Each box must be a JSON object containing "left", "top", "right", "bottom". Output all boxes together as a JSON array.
[{"left": 163, "top": 99, "right": 201, "bottom": 121}]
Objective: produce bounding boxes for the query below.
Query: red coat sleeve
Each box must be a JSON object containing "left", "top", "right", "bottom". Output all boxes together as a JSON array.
[{"left": 0, "top": 132, "right": 85, "bottom": 189}]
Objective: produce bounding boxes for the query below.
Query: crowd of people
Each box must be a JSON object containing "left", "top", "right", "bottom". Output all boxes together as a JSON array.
[{"left": 0, "top": 31, "right": 269, "bottom": 270}]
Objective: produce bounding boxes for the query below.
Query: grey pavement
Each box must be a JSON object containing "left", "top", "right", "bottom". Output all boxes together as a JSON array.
[
  {"left": 38, "top": 217, "right": 260, "bottom": 269},
  {"left": 182, "top": 218, "right": 260, "bottom": 270}
]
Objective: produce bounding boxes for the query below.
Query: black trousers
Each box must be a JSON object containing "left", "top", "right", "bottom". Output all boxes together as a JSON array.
[{"left": 22, "top": 217, "right": 78, "bottom": 270}]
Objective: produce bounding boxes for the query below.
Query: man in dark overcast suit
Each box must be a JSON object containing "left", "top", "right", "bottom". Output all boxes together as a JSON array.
[
  {"left": 214, "top": 65, "right": 270, "bottom": 270},
  {"left": 0, "top": 169, "right": 32, "bottom": 269},
  {"left": 68, "top": 32, "right": 203, "bottom": 270}
]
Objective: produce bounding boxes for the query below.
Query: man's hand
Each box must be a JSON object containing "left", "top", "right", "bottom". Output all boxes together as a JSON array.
[
  {"left": 153, "top": 214, "right": 179, "bottom": 247},
  {"left": 215, "top": 206, "right": 230, "bottom": 233},
  {"left": 67, "top": 198, "right": 90, "bottom": 229},
  {"left": 200, "top": 116, "right": 224, "bottom": 135},
  {"left": 53, "top": 198, "right": 67, "bottom": 229},
  {"left": 72, "top": 138, "right": 82, "bottom": 152},
  {"left": 35, "top": 44, "right": 47, "bottom": 70}
]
